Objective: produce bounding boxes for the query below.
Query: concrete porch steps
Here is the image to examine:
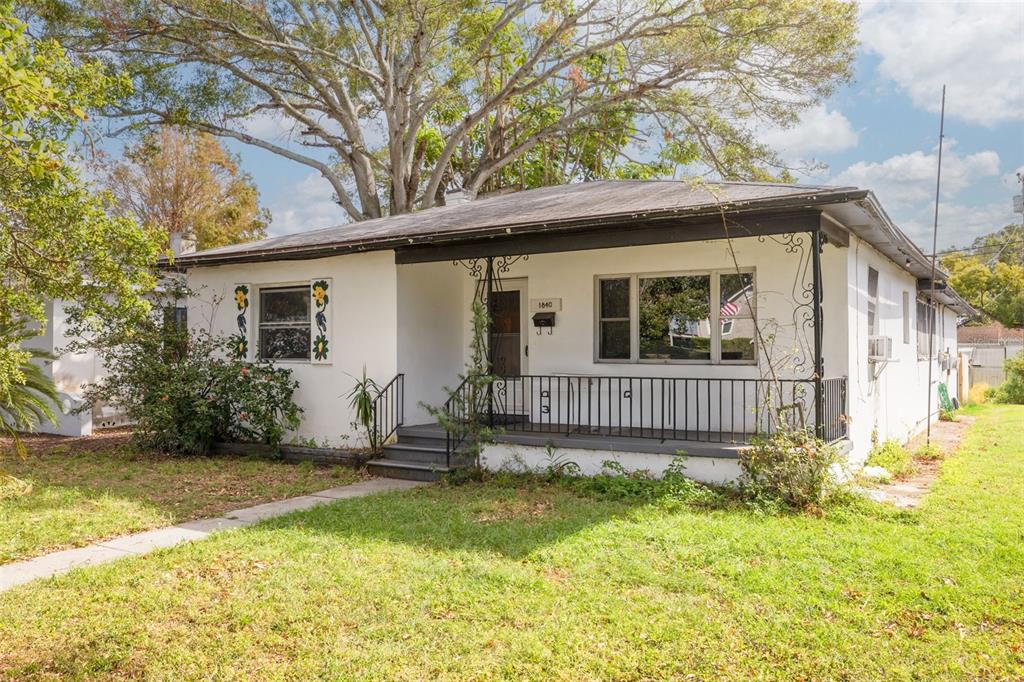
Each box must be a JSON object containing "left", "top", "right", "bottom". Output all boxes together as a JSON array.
[{"left": 367, "top": 425, "right": 472, "bottom": 481}]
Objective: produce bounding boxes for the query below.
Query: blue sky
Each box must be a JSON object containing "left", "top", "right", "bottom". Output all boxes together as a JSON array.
[{"left": 209, "top": 1, "right": 1023, "bottom": 251}]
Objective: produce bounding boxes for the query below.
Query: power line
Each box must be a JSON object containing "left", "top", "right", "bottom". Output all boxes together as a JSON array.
[{"left": 934, "top": 238, "right": 1024, "bottom": 258}]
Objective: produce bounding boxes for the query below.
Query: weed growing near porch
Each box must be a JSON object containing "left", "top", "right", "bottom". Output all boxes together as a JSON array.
[
  {"left": 738, "top": 429, "right": 841, "bottom": 511},
  {"left": 867, "top": 439, "right": 916, "bottom": 479}
]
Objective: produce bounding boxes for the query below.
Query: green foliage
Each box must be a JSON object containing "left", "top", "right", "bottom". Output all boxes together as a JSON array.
[
  {"left": 914, "top": 443, "right": 943, "bottom": 461},
  {"left": 0, "top": 1, "right": 160, "bottom": 394},
  {"left": 0, "top": 321, "right": 59, "bottom": 438},
  {"left": 989, "top": 352, "right": 1024, "bottom": 404},
  {"left": 1, "top": 319, "right": 60, "bottom": 492},
  {"left": 492, "top": 454, "right": 727, "bottom": 509},
  {"left": 739, "top": 430, "right": 840, "bottom": 511},
  {"left": 866, "top": 440, "right": 915, "bottom": 480},
  {"left": 85, "top": 318, "right": 302, "bottom": 455},
  {"left": 943, "top": 253, "right": 1024, "bottom": 328},
  {"left": 346, "top": 367, "right": 381, "bottom": 449},
  {"left": 35, "top": 0, "right": 857, "bottom": 218}
]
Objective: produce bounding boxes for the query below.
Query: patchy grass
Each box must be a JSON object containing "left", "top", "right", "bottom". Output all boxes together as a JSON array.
[
  {"left": 1, "top": 408, "right": 1023, "bottom": 679},
  {"left": 0, "top": 431, "right": 363, "bottom": 564}
]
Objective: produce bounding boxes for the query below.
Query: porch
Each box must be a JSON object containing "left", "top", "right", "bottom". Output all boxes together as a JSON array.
[
  {"left": 366, "top": 373, "right": 849, "bottom": 481},
  {"left": 370, "top": 193, "right": 852, "bottom": 480}
]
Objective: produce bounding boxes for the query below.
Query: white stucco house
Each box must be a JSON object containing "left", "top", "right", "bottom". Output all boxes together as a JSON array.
[{"left": 172, "top": 181, "right": 971, "bottom": 482}]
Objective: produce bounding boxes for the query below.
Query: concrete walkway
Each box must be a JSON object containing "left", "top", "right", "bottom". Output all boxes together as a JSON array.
[{"left": 0, "top": 478, "right": 425, "bottom": 593}]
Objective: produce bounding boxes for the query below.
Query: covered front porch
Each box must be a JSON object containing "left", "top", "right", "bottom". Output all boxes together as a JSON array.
[{"left": 368, "top": 208, "right": 852, "bottom": 480}]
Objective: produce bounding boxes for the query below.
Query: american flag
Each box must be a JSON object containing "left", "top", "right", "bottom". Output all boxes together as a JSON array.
[{"left": 720, "top": 299, "right": 739, "bottom": 317}]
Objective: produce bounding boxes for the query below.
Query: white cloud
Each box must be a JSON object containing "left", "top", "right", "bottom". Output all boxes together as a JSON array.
[
  {"left": 859, "top": 1, "right": 1024, "bottom": 126},
  {"left": 266, "top": 172, "right": 348, "bottom": 236},
  {"left": 759, "top": 104, "right": 859, "bottom": 159},
  {"left": 832, "top": 144, "right": 1001, "bottom": 209},
  {"left": 900, "top": 200, "right": 1018, "bottom": 248}
]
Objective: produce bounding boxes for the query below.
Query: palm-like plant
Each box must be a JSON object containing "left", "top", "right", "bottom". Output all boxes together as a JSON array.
[
  {"left": 1, "top": 319, "right": 59, "bottom": 459},
  {"left": 346, "top": 366, "right": 380, "bottom": 449}
]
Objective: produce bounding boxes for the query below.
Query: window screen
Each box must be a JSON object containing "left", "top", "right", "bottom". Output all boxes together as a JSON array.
[{"left": 259, "top": 286, "right": 310, "bottom": 360}]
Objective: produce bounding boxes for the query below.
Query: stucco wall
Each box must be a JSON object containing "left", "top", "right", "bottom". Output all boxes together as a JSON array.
[
  {"left": 187, "top": 250, "right": 398, "bottom": 446},
  {"left": 397, "top": 261, "right": 466, "bottom": 425},
  {"left": 843, "top": 234, "right": 959, "bottom": 463}
]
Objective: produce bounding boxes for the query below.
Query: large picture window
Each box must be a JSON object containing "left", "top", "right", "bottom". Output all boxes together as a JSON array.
[
  {"left": 597, "top": 270, "right": 756, "bottom": 364},
  {"left": 259, "top": 286, "right": 310, "bottom": 360}
]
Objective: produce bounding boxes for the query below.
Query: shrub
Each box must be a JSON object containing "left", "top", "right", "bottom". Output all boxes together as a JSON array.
[
  {"left": 968, "top": 382, "right": 989, "bottom": 405},
  {"left": 939, "top": 408, "right": 956, "bottom": 422},
  {"left": 989, "top": 353, "right": 1024, "bottom": 404},
  {"left": 866, "top": 440, "right": 915, "bottom": 479},
  {"left": 738, "top": 429, "right": 840, "bottom": 511},
  {"left": 86, "top": 321, "right": 301, "bottom": 455}
]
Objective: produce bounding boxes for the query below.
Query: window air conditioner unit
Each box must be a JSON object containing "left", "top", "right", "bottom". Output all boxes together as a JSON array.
[{"left": 868, "top": 335, "right": 893, "bottom": 363}]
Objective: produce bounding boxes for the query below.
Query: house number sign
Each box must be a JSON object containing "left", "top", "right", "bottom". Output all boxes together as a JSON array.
[{"left": 530, "top": 298, "right": 562, "bottom": 313}]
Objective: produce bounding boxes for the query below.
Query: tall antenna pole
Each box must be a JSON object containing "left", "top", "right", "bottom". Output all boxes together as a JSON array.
[{"left": 926, "top": 85, "right": 946, "bottom": 446}]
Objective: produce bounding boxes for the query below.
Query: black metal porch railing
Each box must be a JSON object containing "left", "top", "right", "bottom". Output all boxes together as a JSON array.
[
  {"left": 442, "top": 376, "right": 493, "bottom": 467},
  {"left": 371, "top": 373, "right": 404, "bottom": 450},
  {"left": 443, "top": 375, "right": 848, "bottom": 456}
]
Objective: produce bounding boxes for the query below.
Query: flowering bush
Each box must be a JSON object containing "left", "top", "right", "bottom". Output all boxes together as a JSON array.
[
  {"left": 86, "top": 320, "right": 301, "bottom": 455},
  {"left": 739, "top": 429, "right": 840, "bottom": 511}
]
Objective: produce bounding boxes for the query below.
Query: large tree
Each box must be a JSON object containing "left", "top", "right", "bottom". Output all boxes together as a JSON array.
[
  {"left": 943, "top": 254, "right": 1024, "bottom": 329},
  {"left": 34, "top": 0, "right": 857, "bottom": 221},
  {"left": 1, "top": 1, "right": 160, "bottom": 393},
  {"left": 102, "top": 126, "right": 269, "bottom": 251}
]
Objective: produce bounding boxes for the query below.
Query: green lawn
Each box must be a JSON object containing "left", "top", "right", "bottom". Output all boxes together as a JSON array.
[
  {"left": 1, "top": 432, "right": 362, "bottom": 564},
  {"left": 2, "top": 407, "right": 1023, "bottom": 680}
]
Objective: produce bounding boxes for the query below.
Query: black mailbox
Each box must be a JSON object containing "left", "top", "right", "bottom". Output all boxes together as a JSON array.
[{"left": 532, "top": 312, "right": 556, "bottom": 327}]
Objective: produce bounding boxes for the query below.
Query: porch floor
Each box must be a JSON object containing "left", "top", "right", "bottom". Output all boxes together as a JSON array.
[{"left": 400, "top": 423, "right": 750, "bottom": 459}]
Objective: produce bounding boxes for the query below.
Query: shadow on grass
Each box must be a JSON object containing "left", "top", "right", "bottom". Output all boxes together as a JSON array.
[
  {"left": 257, "top": 476, "right": 659, "bottom": 560},
  {"left": 254, "top": 468, "right": 922, "bottom": 562}
]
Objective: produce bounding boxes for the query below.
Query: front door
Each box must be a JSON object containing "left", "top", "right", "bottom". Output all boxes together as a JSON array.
[{"left": 489, "top": 279, "right": 528, "bottom": 415}]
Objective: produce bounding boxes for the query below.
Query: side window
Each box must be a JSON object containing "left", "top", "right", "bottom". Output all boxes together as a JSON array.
[
  {"left": 597, "top": 278, "right": 631, "bottom": 360},
  {"left": 258, "top": 286, "right": 310, "bottom": 360},
  {"left": 902, "top": 291, "right": 911, "bottom": 344},
  {"left": 916, "top": 299, "right": 936, "bottom": 359},
  {"left": 867, "top": 267, "right": 879, "bottom": 338}
]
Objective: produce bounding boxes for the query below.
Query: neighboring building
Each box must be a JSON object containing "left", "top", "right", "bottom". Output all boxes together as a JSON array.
[
  {"left": 24, "top": 232, "right": 194, "bottom": 437},
  {"left": 958, "top": 322, "right": 1023, "bottom": 389},
  {"left": 172, "top": 181, "right": 971, "bottom": 482},
  {"left": 22, "top": 299, "right": 113, "bottom": 436}
]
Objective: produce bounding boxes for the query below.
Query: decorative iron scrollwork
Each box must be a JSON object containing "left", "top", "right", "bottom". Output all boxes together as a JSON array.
[{"left": 758, "top": 233, "right": 815, "bottom": 378}]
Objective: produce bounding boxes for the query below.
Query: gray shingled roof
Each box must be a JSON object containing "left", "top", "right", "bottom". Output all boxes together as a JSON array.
[{"left": 172, "top": 180, "right": 866, "bottom": 266}]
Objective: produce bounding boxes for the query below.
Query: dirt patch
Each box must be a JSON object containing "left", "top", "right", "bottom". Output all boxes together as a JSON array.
[
  {"left": 2, "top": 427, "right": 134, "bottom": 457},
  {"left": 868, "top": 416, "right": 974, "bottom": 508},
  {"left": 473, "top": 497, "right": 555, "bottom": 524}
]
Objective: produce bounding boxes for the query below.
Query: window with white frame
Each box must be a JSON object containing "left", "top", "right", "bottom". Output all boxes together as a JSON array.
[
  {"left": 902, "top": 291, "right": 911, "bottom": 344},
  {"left": 258, "top": 286, "right": 310, "bottom": 360},
  {"left": 596, "top": 270, "right": 756, "bottom": 364},
  {"left": 866, "top": 267, "right": 879, "bottom": 338},
  {"left": 916, "top": 299, "right": 936, "bottom": 360}
]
